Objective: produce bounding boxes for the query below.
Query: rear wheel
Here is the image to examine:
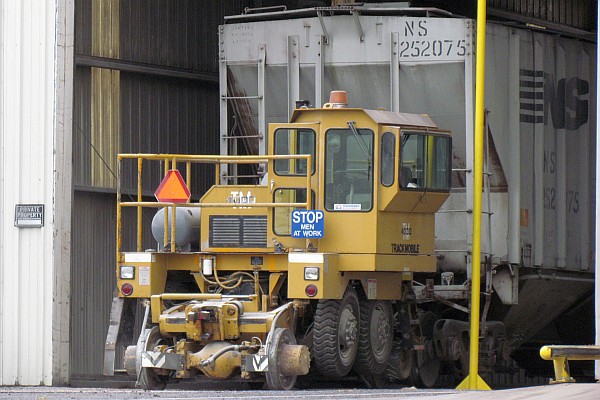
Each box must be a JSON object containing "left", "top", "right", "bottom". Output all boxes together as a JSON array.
[
  {"left": 313, "top": 288, "right": 360, "bottom": 377},
  {"left": 354, "top": 300, "right": 394, "bottom": 375},
  {"left": 137, "top": 327, "right": 169, "bottom": 390}
]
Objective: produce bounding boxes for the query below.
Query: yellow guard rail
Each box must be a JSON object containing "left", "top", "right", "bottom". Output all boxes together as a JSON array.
[{"left": 540, "top": 345, "right": 600, "bottom": 384}]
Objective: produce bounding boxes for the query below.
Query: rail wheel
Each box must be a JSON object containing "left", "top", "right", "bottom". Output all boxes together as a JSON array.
[
  {"left": 354, "top": 300, "right": 393, "bottom": 375},
  {"left": 137, "top": 326, "right": 169, "bottom": 390},
  {"left": 411, "top": 339, "right": 440, "bottom": 388},
  {"left": 266, "top": 328, "right": 298, "bottom": 390},
  {"left": 313, "top": 288, "right": 360, "bottom": 377},
  {"left": 410, "top": 312, "right": 440, "bottom": 388},
  {"left": 385, "top": 342, "right": 414, "bottom": 382}
]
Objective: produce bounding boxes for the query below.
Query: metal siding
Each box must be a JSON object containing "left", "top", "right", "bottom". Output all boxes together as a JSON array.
[
  {"left": 0, "top": 0, "right": 56, "bottom": 386},
  {"left": 120, "top": 72, "right": 219, "bottom": 197},
  {"left": 70, "top": 191, "right": 156, "bottom": 376},
  {"left": 70, "top": 192, "right": 117, "bottom": 377},
  {"left": 120, "top": 0, "right": 250, "bottom": 73},
  {"left": 507, "top": 29, "right": 597, "bottom": 271},
  {"left": 73, "top": 66, "right": 93, "bottom": 187},
  {"left": 75, "top": 0, "right": 92, "bottom": 56},
  {"left": 73, "top": 1, "right": 122, "bottom": 189},
  {"left": 90, "top": 67, "right": 120, "bottom": 189},
  {"left": 70, "top": 0, "right": 250, "bottom": 377},
  {"left": 489, "top": 0, "right": 595, "bottom": 31},
  {"left": 91, "top": 0, "right": 120, "bottom": 189}
]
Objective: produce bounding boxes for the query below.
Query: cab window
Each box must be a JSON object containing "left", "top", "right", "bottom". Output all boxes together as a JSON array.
[
  {"left": 400, "top": 132, "right": 451, "bottom": 191},
  {"left": 273, "top": 188, "right": 314, "bottom": 235},
  {"left": 380, "top": 132, "right": 395, "bottom": 187},
  {"left": 325, "top": 128, "right": 374, "bottom": 211},
  {"left": 274, "top": 128, "right": 315, "bottom": 175}
]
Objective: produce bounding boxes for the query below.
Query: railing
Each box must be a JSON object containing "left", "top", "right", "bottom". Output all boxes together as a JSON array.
[
  {"left": 539, "top": 345, "right": 600, "bottom": 383},
  {"left": 116, "top": 154, "right": 312, "bottom": 262}
]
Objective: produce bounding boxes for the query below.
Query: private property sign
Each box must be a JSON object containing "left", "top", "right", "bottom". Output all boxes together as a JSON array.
[
  {"left": 291, "top": 210, "right": 324, "bottom": 238},
  {"left": 14, "top": 204, "right": 44, "bottom": 228}
]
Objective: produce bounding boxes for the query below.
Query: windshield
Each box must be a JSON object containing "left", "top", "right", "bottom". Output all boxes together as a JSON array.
[{"left": 325, "top": 128, "right": 374, "bottom": 212}]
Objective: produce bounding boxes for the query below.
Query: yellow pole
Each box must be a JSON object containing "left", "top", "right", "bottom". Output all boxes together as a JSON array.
[
  {"left": 456, "top": 0, "right": 492, "bottom": 391},
  {"left": 137, "top": 157, "right": 143, "bottom": 252}
]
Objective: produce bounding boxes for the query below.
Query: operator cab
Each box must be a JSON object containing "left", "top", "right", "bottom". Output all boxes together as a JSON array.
[{"left": 268, "top": 91, "right": 452, "bottom": 271}]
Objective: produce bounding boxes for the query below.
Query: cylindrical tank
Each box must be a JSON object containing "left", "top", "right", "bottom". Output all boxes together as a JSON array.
[{"left": 151, "top": 207, "right": 201, "bottom": 250}]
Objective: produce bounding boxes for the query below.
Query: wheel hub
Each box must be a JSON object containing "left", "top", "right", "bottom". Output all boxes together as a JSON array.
[
  {"left": 372, "top": 305, "right": 392, "bottom": 355},
  {"left": 339, "top": 306, "right": 358, "bottom": 350}
]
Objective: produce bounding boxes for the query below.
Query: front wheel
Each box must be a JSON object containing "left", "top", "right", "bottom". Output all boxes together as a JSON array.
[
  {"left": 266, "top": 328, "right": 298, "bottom": 390},
  {"left": 313, "top": 288, "right": 360, "bottom": 377}
]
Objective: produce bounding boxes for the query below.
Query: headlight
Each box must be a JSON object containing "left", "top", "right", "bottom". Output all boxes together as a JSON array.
[
  {"left": 120, "top": 266, "right": 135, "bottom": 279},
  {"left": 304, "top": 267, "right": 320, "bottom": 281}
]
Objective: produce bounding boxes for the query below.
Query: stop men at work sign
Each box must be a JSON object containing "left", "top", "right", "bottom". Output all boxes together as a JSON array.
[{"left": 291, "top": 210, "right": 324, "bottom": 238}]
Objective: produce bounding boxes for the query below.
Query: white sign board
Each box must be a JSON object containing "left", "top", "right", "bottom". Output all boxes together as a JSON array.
[{"left": 14, "top": 204, "right": 44, "bottom": 228}]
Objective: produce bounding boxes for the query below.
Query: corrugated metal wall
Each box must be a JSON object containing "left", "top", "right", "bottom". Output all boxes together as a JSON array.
[
  {"left": 0, "top": 0, "right": 73, "bottom": 386},
  {"left": 120, "top": 73, "right": 219, "bottom": 196},
  {"left": 71, "top": 0, "right": 249, "bottom": 377},
  {"left": 120, "top": 0, "right": 224, "bottom": 72},
  {"left": 91, "top": 0, "right": 120, "bottom": 189},
  {"left": 488, "top": 0, "right": 595, "bottom": 31}
]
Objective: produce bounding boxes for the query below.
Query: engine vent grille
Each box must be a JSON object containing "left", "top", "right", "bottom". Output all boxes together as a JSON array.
[{"left": 209, "top": 215, "right": 267, "bottom": 248}]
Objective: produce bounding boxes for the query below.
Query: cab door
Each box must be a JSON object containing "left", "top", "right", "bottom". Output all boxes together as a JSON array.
[{"left": 268, "top": 123, "right": 319, "bottom": 241}]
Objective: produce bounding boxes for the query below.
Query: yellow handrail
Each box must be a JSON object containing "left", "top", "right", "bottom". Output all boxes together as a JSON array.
[{"left": 116, "top": 153, "right": 313, "bottom": 258}]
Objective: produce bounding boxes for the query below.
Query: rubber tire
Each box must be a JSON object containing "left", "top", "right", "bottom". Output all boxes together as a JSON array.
[
  {"left": 313, "top": 288, "right": 360, "bottom": 377},
  {"left": 137, "top": 327, "right": 169, "bottom": 390},
  {"left": 265, "top": 328, "right": 297, "bottom": 390},
  {"left": 353, "top": 300, "right": 394, "bottom": 375}
]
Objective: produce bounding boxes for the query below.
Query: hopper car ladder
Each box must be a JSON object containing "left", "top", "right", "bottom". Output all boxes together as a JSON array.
[{"left": 219, "top": 34, "right": 266, "bottom": 184}]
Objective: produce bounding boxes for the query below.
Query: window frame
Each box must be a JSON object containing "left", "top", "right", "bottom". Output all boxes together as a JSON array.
[
  {"left": 380, "top": 131, "right": 396, "bottom": 187},
  {"left": 273, "top": 128, "right": 316, "bottom": 176},
  {"left": 399, "top": 131, "right": 452, "bottom": 192},
  {"left": 324, "top": 127, "right": 375, "bottom": 212},
  {"left": 272, "top": 188, "right": 316, "bottom": 236}
]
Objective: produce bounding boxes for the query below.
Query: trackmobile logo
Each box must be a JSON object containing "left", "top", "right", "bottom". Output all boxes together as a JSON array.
[{"left": 519, "top": 69, "right": 589, "bottom": 130}]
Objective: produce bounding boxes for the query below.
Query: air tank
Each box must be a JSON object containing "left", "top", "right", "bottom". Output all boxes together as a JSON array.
[{"left": 151, "top": 207, "right": 201, "bottom": 250}]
